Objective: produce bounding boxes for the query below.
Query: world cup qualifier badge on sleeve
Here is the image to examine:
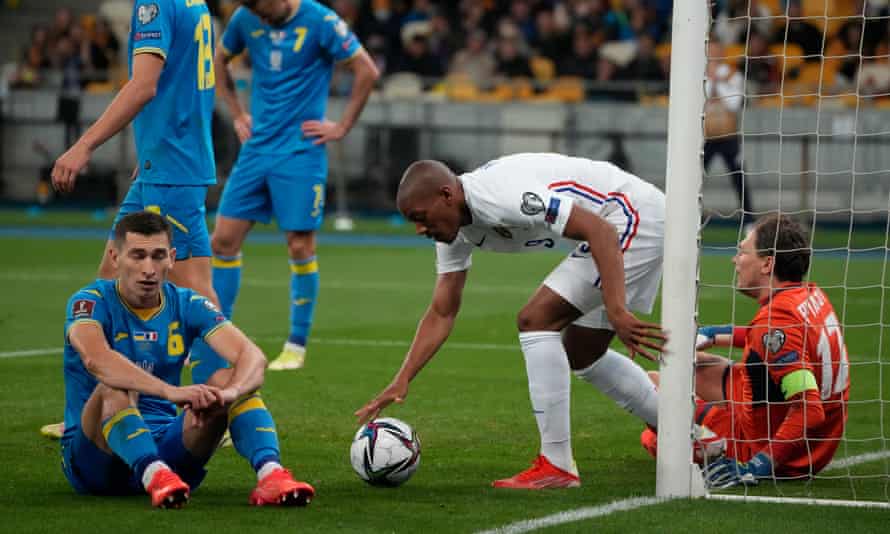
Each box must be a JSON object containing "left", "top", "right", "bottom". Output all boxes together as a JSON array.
[
  {"left": 520, "top": 192, "right": 545, "bottom": 215},
  {"left": 72, "top": 299, "right": 96, "bottom": 319},
  {"left": 137, "top": 3, "right": 159, "bottom": 26},
  {"left": 762, "top": 329, "right": 786, "bottom": 354}
]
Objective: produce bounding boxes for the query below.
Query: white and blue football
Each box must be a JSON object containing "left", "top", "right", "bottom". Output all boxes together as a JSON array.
[{"left": 350, "top": 417, "right": 421, "bottom": 487}]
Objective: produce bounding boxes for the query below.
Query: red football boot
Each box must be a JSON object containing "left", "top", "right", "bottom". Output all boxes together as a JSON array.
[
  {"left": 249, "top": 468, "right": 315, "bottom": 506},
  {"left": 492, "top": 455, "right": 580, "bottom": 489},
  {"left": 146, "top": 468, "right": 190, "bottom": 509}
]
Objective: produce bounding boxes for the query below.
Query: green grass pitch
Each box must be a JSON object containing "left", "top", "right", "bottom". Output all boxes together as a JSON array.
[{"left": 1, "top": 216, "right": 889, "bottom": 532}]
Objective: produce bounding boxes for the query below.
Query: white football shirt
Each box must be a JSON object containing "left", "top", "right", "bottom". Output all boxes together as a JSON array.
[{"left": 436, "top": 153, "right": 663, "bottom": 274}]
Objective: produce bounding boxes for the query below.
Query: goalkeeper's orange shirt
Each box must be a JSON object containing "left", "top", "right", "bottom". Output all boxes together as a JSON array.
[{"left": 732, "top": 282, "right": 849, "bottom": 469}]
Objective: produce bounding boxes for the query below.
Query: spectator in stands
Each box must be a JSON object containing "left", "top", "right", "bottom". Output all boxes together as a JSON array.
[
  {"left": 713, "top": 0, "right": 773, "bottom": 45},
  {"left": 531, "top": 5, "right": 570, "bottom": 62},
  {"left": 620, "top": 34, "right": 666, "bottom": 94},
  {"left": 773, "top": 0, "right": 824, "bottom": 61},
  {"left": 428, "top": 8, "right": 459, "bottom": 70},
  {"left": 448, "top": 29, "right": 496, "bottom": 90},
  {"left": 705, "top": 40, "right": 753, "bottom": 226},
  {"left": 603, "top": 0, "right": 635, "bottom": 41},
  {"left": 11, "top": 26, "right": 51, "bottom": 88},
  {"left": 494, "top": 34, "right": 534, "bottom": 80},
  {"left": 557, "top": 23, "right": 598, "bottom": 80},
  {"left": 743, "top": 30, "right": 780, "bottom": 95},
  {"left": 857, "top": 40, "right": 890, "bottom": 97},
  {"left": 628, "top": 2, "right": 661, "bottom": 43},
  {"left": 835, "top": 0, "right": 890, "bottom": 58},
  {"left": 507, "top": 0, "right": 537, "bottom": 44},
  {"left": 392, "top": 22, "right": 444, "bottom": 88},
  {"left": 86, "top": 17, "right": 120, "bottom": 83},
  {"left": 47, "top": 7, "right": 75, "bottom": 61},
  {"left": 833, "top": 22, "right": 864, "bottom": 92},
  {"left": 54, "top": 30, "right": 86, "bottom": 148}
]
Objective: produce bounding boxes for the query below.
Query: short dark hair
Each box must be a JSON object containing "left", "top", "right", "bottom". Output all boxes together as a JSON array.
[
  {"left": 753, "top": 213, "right": 811, "bottom": 282},
  {"left": 113, "top": 211, "right": 172, "bottom": 248}
]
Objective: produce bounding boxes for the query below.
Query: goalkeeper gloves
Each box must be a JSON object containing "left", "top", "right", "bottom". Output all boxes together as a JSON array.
[
  {"left": 696, "top": 325, "right": 733, "bottom": 350},
  {"left": 704, "top": 452, "right": 773, "bottom": 489}
]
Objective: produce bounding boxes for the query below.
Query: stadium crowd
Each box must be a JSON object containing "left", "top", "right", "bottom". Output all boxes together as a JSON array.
[{"left": 6, "top": 0, "right": 890, "bottom": 104}]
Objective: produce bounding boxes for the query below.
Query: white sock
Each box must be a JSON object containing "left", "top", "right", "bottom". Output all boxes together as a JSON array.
[
  {"left": 141, "top": 460, "right": 170, "bottom": 489},
  {"left": 574, "top": 349, "right": 659, "bottom": 428},
  {"left": 257, "top": 460, "right": 283, "bottom": 480},
  {"left": 519, "top": 331, "right": 576, "bottom": 474}
]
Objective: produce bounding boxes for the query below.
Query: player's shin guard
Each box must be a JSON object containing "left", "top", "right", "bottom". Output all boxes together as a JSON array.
[
  {"left": 228, "top": 393, "right": 281, "bottom": 471},
  {"left": 519, "top": 331, "right": 575, "bottom": 474},
  {"left": 212, "top": 253, "right": 242, "bottom": 320},
  {"left": 102, "top": 407, "right": 162, "bottom": 482},
  {"left": 288, "top": 256, "right": 319, "bottom": 347},
  {"left": 189, "top": 338, "right": 228, "bottom": 385},
  {"left": 574, "top": 349, "right": 659, "bottom": 427}
]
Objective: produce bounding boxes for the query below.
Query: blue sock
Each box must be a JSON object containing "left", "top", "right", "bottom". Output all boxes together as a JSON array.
[
  {"left": 189, "top": 337, "right": 228, "bottom": 385},
  {"left": 228, "top": 393, "right": 281, "bottom": 472},
  {"left": 288, "top": 256, "right": 319, "bottom": 347},
  {"left": 102, "top": 407, "right": 161, "bottom": 481},
  {"left": 212, "top": 253, "right": 242, "bottom": 320}
]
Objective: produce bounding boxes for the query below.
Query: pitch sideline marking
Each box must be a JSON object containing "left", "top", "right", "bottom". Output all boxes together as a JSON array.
[
  {"left": 474, "top": 496, "right": 668, "bottom": 534},
  {"left": 0, "top": 336, "right": 517, "bottom": 360}
]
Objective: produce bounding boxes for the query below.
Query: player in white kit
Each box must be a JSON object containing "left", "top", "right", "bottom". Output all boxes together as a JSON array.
[{"left": 356, "top": 153, "right": 667, "bottom": 489}]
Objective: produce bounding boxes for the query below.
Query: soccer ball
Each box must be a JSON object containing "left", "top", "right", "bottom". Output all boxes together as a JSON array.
[{"left": 350, "top": 417, "right": 421, "bottom": 487}]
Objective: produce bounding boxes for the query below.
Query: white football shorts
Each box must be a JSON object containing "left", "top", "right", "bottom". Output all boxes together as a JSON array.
[{"left": 542, "top": 192, "right": 664, "bottom": 330}]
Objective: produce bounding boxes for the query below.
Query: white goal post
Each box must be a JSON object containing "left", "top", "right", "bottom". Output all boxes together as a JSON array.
[{"left": 657, "top": 0, "right": 708, "bottom": 498}]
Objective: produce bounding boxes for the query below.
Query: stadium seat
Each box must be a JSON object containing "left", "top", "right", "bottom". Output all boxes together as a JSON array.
[
  {"left": 530, "top": 56, "right": 555, "bottom": 83},
  {"left": 382, "top": 73, "right": 424, "bottom": 100},
  {"left": 722, "top": 44, "right": 747, "bottom": 61},
  {"left": 541, "top": 77, "right": 585, "bottom": 103},
  {"left": 769, "top": 43, "right": 805, "bottom": 74},
  {"left": 443, "top": 74, "right": 480, "bottom": 102}
]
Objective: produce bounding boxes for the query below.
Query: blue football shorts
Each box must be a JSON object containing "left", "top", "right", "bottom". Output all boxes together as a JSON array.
[
  {"left": 218, "top": 146, "right": 328, "bottom": 231},
  {"left": 61, "top": 412, "right": 209, "bottom": 496},
  {"left": 110, "top": 182, "right": 211, "bottom": 259}
]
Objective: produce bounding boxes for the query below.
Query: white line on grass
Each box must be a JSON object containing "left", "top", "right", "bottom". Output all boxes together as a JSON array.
[
  {"left": 0, "top": 337, "right": 517, "bottom": 360},
  {"left": 0, "top": 271, "right": 530, "bottom": 295},
  {"left": 474, "top": 496, "right": 668, "bottom": 534},
  {"left": 825, "top": 450, "right": 890, "bottom": 471}
]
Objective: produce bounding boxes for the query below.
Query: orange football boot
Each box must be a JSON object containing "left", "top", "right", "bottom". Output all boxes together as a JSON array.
[
  {"left": 492, "top": 455, "right": 580, "bottom": 489},
  {"left": 249, "top": 468, "right": 315, "bottom": 506},
  {"left": 146, "top": 468, "right": 190, "bottom": 509}
]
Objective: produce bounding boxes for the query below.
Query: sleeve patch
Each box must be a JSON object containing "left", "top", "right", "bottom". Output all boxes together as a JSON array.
[
  {"left": 72, "top": 299, "right": 96, "bottom": 319},
  {"left": 545, "top": 197, "right": 561, "bottom": 224},
  {"left": 520, "top": 192, "right": 545, "bottom": 215},
  {"left": 762, "top": 328, "right": 786, "bottom": 353},
  {"left": 134, "top": 31, "right": 161, "bottom": 41},
  {"left": 137, "top": 3, "right": 160, "bottom": 25}
]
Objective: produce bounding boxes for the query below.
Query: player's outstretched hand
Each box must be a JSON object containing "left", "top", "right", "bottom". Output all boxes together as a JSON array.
[
  {"left": 301, "top": 119, "right": 346, "bottom": 145},
  {"left": 608, "top": 308, "right": 667, "bottom": 361},
  {"left": 167, "top": 384, "right": 225, "bottom": 411},
  {"left": 355, "top": 381, "right": 408, "bottom": 425},
  {"left": 233, "top": 113, "right": 253, "bottom": 143},
  {"left": 51, "top": 142, "right": 92, "bottom": 193},
  {"left": 704, "top": 452, "right": 773, "bottom": 489}
]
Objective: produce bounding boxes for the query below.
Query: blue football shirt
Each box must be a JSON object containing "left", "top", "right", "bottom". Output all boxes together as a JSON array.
[
  {"left": 62, "top": 279, "right": 229, "bottom": 437},
  {"left": 128, "top": 0, "right": 216, "bottom": 185},
  {"left": 220, "top": 0, "right": 361, "bottom": 154}
]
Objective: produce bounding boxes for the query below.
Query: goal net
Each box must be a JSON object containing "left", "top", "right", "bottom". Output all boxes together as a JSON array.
[{"left": 659, "top": 0, "right": 890, "bottom": 507}]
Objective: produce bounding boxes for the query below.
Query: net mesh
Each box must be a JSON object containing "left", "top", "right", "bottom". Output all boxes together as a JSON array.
[{"left": 699, "top": 0, "right": 890, "bottom": 504}]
